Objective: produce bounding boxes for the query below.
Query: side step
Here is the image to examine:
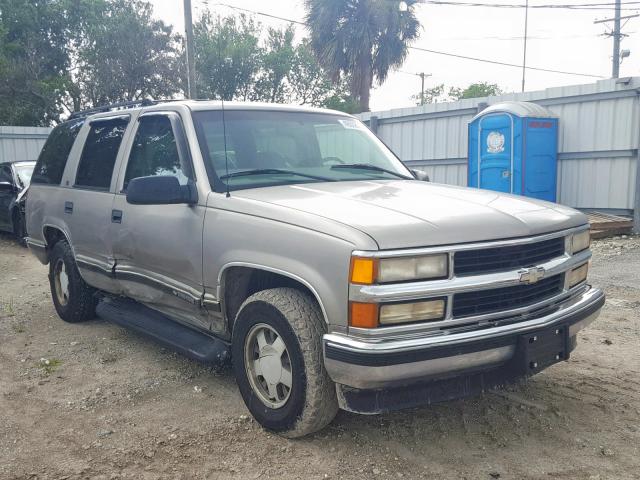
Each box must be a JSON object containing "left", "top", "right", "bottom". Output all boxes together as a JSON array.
[{"left": 96, "top": 297, "right": 230, "bottom": 365}]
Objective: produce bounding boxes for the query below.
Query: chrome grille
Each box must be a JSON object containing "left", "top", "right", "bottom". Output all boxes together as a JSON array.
[
  {"left": 452, "top": 274, "right": 564, "bottom": 318},
  {"left": 454, "top": 236, "right": 566, "bottom": 276}
]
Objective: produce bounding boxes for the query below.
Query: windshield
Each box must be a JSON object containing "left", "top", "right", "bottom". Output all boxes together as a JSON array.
[
  {"left": 192, "top": 110, "right": 413, "bottom": 192},
  {"left": 14, "top": 162, "right": 35, "bottom": 189}
]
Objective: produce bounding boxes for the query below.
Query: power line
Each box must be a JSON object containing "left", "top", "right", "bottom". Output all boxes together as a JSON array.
[
  {"left": 409, "top": 45, "right": 604, "bottom": 77},
  {"left": 205, "top": 2, "right": 605, "bottom": 79},
  {"left": 423, "top": 1, "right": 640, "bottom": 10}
]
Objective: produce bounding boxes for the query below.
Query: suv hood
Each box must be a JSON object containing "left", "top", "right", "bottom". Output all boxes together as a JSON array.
[{"left": 233, "top": 180, "right": 587, "bottom": 249}]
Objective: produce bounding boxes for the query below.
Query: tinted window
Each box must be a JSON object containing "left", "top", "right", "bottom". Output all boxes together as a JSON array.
[
  {"left": 0, "top": 165, "right": 12, "bottom": 184},
  {"left": 75, "top": 118, "right": 128, "bottom": 190},
  {"left": 32, "top": 118, "right": 84, "bottom": 185},
  {"left": 123, "top": 115, "right": 192, "bottom": 189}
]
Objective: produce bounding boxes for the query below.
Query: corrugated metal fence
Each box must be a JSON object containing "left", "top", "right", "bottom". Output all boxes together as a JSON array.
[
  {"left": 0, "top": 126, "right": 51, "bottom": 163},
  {"left": 357, "top": 78, "right": 640, "bottom": 230}
]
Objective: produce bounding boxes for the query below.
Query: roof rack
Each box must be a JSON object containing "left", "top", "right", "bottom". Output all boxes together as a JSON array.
[{"left": 68, "top": 99, "right": 181, "bottom": 120}]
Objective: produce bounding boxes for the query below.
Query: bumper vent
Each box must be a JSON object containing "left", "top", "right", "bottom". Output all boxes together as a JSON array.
[
  {"left": 453, "top": 274, "right": 564, "bottom": 318},
  {"left": 454, "top": 236, "right": 566, "bottom": 276}
]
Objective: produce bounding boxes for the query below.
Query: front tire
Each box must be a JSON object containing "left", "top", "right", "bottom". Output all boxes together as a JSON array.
[
  {"left": 48, "top": 239, "right": 98, "bottom": 323},
  {"left": 232, "top": 288, "right": 338, "bottom": 438}
]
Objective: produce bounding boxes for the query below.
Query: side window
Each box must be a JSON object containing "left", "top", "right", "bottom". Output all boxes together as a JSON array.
[
  {"left": 0, "top": 165, "right": 13, "bottom": 184},
  {"left": 32, "top": 118, "right": 84, "bottom": 185},
  {"left": 75, "top": 118, "right": 128, "bottom": 190},
  {"left": 123, "top": 115, "right": 192, "bottom": 189}
]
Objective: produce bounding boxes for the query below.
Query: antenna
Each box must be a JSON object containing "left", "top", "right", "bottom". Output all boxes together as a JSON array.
[{"left": 221, "top": 98, "right": 231, "bottom": 198}]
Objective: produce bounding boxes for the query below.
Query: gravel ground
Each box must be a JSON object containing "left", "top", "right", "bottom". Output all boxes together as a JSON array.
[{"left": 0, "top": 233, "right": 638, "bottom": 480}]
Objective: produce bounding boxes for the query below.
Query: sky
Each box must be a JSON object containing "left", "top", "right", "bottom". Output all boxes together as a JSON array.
[{"left": 148, "top": 0, "right": 640, "bottom": 112}]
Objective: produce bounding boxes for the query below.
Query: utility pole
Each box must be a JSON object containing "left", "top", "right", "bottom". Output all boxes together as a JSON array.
[
  {"left": 594, "top": 2, "right": 638, "bottom": 79},
  {"left": 418, "top": 72, "right": 432, "bottom": 105},
  {"left": 612, "top": 0, "right": 621, "bottom": 78},
  {"left": 521, "top": 0, "right": 529, "bottom": 92},
  {"left": 183, "top": 0, "right": 197, "bottom": 99}
]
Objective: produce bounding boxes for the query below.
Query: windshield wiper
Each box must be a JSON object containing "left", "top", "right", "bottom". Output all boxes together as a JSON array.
[
  {"left": 330, "top": 163, "right": 413, "bottom": 179},
  {"left": 220, "top": 168, "right": 334, "bottom": 182}
]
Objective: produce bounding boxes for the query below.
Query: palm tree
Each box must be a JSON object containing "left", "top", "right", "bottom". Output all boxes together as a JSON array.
[{"left": 304, "top": 0, "right": 421, "bottom": 113}]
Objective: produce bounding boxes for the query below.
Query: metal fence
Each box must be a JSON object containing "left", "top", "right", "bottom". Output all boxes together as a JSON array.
[
  {"left": 357, "top": 78, "right": 640, "bottom": 231},
  {"left": 0, "top": 126, "right": 51, "bottom": 163}
]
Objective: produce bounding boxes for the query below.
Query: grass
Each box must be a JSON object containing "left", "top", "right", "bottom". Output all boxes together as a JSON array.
[
  {"left": 1, "top": 297, "right": 16, "bottom": 317},
  {"left": 38, "top": 358, "right": 62, "bottom": 376},
  {"left": 11, "top": 321, "right": 26, "bottom": 333}
]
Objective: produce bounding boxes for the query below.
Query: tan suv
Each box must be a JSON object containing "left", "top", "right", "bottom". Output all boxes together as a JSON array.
[{"left": 26, "top": 100, "right": 605, "bottom": 437}]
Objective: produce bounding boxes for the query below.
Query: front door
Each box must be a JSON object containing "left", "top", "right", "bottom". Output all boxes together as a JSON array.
[
  {"left": 110, "top": 112, "right": 209, "bottom": 330},
  {"left": 0, "top": 164, "right": 15, "bottom": 230},
  {"left": 478, "top": 113, "right": 513, "bottom": 194}
]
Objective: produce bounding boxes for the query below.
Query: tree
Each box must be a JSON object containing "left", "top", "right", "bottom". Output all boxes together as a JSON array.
[
  {"left": 194, "top": 13, "right": 262, "bottom": 101},
  {"left": 253, "top": 25, "right": 295, "bottom": 103},
  {"left": 304, "top": 0, "right": 421, "bottom": 113},
  {"left": 70, "top": 0, "right": 182, "bottom": 111},
  {"left": 0, "top": 0, "right": 72, "bottom": 125},
  {"left": 410, "top": 83, "right": 445, "bottom": 106},
  {"left": 286, "top": 39, "right": 353, "bottom": 109},
  {"left": 449, "top": 82, "right": 503, "bottom": 100}
]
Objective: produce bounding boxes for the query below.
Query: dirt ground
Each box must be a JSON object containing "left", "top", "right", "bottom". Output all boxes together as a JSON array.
[{"left": 0, "top": 233, "right": 638, "bottom": 480}]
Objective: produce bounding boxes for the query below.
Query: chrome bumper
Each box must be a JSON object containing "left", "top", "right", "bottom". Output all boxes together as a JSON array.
[{"left": 323, "top": 286, "right": 605, "bottom": 389}]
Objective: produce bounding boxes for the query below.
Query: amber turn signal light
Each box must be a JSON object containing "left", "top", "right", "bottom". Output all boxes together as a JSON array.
[
  {"left": 349, "top": 302, "right": 379, "bottom": 328},
  {"left": 350, "top": 257, "right": 378, "bottom": 285}
]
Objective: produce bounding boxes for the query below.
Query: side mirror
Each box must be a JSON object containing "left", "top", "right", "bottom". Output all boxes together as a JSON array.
[
  {"left": 126, "top": 176, "right": 197, "bottom": 205},
  {"left": 0, "top": 181, "right": 15, "bottom": 192},
  {"left": 411, "top": 170, "right": 430, "bottom": 182}
]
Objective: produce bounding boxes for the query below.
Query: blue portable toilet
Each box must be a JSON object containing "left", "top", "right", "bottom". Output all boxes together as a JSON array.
[{"left": 468, "top": 101, "right": 559, "bottom": 202}]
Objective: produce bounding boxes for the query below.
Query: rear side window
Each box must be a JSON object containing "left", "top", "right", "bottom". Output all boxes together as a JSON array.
[
  {"left": 75, "top": 118, "right": 129, "bottom": 190},
  {"left": 0, "top": 165, "right": 12, "bottom": 184},
  {"left": 32, "top": 118, "right": 84, "bottom": 185},
  {"left": 123, "top": 115, "right": 192, "bottom": 190}
]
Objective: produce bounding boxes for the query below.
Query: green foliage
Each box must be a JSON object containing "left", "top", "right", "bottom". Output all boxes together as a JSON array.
[
  {"left": 304, "top": 0, "right": 421, "bottom": 113},
  {"left": 0, "top": 2, "right": 363, "bottom": 125},
  {"left": 193, "top": 15, "right": 352, "bottom": 109},
  {"left": 0, "top": 0, "right": 72, "bottom": 125},
  {"left": 411, "top": 83, "right": 446, "bottom": 106},
  {"left": 449, "top": 82, "right": 503, "bottom": 100},
  {"left": 194, "top": 13, "right": 262, "bottom": 101},
  {"left": 71, "top": 0, "right": 182, "bottom": 110}
]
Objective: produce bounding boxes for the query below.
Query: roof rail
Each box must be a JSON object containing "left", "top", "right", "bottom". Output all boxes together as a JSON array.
[{"left": 68, "top": 99, "right": 179, "bottom": 120}]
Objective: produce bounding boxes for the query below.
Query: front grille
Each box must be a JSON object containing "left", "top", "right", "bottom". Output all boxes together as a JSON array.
[
  {"left": 452, "top": 274, "right": 564, "bottom": 318},
  {"left": 454, "top": 236, "right": 566, "bottom": 276}
]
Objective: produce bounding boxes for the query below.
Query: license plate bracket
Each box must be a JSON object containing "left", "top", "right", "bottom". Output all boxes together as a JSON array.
[{"left": 518, "top": 324, "right": 570, "bottom": 375}]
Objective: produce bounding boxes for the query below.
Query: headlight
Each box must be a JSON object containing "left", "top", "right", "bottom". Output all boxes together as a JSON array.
[
  {"left": 379, "top": 299, "right": 446, "bottom": 325},
  {"left": 350, "top": 254, "right": 448, "bottom": 284},
  {"left": 349, "top": 299, "right": 446, "bottom": 328},
  {"left": 568, "top": 263, "right": 589, "bottom": 288},
  {"left": 568, "top": 229, "right": 590, "bottom": 254}
]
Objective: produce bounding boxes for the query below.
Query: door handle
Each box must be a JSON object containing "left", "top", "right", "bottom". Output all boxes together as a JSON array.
[
  {"left": 111, "top": 209, "right": 123, "bottom": 224},
  {"left": 64, "top": 201, "right": 73, "bottom": 214}
]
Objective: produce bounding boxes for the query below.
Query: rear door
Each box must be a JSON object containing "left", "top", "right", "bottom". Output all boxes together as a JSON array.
[
  {"left": 63, "top": 115, "right": 132, "bottom": 293},
  {"left": 110, "top": 112, "right": 210, "bottom": 330}
]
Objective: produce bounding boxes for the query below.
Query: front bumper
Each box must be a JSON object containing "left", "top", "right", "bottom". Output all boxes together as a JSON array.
[{"left": 323, "top": 286, "right": 604, "bottom": 411}]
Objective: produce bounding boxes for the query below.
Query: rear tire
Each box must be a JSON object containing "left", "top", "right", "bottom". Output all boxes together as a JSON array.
[
  {"left": 48, "top": 239, "right": 98, "bottom": 323},
  {"left": 232, "top": 288, "right": 338, "bottom": 438}
]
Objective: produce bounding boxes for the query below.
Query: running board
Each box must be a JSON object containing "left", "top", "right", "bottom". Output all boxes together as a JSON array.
[{"left": 96, "top": 297, "right": 230, "bottom": 365}]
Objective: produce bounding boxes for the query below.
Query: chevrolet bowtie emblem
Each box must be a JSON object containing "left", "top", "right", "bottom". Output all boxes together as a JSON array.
[{"left": 519, "top": 266, "right": 545, "bottom": 285}]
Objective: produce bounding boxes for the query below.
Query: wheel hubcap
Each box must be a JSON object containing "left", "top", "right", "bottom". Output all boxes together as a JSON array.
[
  {"left": 54, "top": 259, "right": 70, "bottom": 306},
  {"left": 244, "top": 323, "right": 292, "bottom": 408}
]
